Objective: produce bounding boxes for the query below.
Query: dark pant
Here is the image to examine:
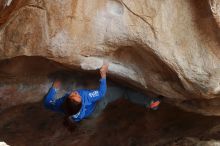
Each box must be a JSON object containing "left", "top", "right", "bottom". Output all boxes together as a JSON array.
[{"left": 92, "top": 86, "right": 153, "bottom": 117}]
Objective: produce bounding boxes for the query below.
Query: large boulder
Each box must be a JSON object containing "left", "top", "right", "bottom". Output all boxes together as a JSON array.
[{"left": 0, "top": 0, "right": 220, "bottom": 115}]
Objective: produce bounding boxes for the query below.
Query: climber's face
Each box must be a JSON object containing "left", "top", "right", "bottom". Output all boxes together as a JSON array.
[{"left": 69, "top": 91, "right": 82, "bottom": 103}]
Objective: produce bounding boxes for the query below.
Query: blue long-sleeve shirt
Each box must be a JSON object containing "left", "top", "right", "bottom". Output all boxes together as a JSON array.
[{"left": 44, "top": 78, "right": 107, "bottom": 122}]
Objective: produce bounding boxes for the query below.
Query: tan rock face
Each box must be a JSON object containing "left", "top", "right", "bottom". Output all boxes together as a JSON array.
[
  {"left": 210, "top": 0, "right": 220, "bottom": 27},
  {"left": 1, "top": 0, "right": 220, "bottom": 115}
]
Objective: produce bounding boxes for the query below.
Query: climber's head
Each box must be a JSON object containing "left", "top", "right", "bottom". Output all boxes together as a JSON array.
[
  {"left": 61, "top": 92, "right": 82, "bottom": 116},
  {"left": 68, "top": 91, "right": 82, "bottom": 103}
]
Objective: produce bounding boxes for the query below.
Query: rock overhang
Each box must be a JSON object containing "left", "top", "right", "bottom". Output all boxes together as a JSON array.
[{"left": 0, "top": 0, "right": 220, "bottom": 115}]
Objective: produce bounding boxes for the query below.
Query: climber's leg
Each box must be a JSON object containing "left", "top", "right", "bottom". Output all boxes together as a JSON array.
[
  {"left": 124, "top": 88, "right": 161, "bottom": 110},
  {"left": 124, "top": 88, "right": 153, "bottom": 106},
  {"left": 92, "top": 86, "right": 125, "bottom": 118}
]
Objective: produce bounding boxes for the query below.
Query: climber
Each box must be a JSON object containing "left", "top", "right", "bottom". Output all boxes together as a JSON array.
[
  {"left": 44, "top": 63, "right": 109, "bottom": 124},
  {"left": 44, "top": 62, "right": 161, "bottom": 128}
]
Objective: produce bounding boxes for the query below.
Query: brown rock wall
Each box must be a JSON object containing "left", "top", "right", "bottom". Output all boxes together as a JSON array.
[{"left": 1, "top": 0, "right": 220, "bottom": 115}]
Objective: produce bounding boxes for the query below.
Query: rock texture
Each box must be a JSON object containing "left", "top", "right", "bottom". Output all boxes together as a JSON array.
[
  {"left": 2, "top": 99, "right": 220, "bottom": 146},
  {"left": 1, "top": 0, "right": 220, "bottom": 115},
  {"left": 0, "top": 142, "right": 9, "bottom": 146}
]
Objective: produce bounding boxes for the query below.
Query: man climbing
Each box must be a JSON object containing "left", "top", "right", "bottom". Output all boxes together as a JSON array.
[
  {"left": 44, "top": 63, "right": 109, "bottom": 123},
  {"left": 44, "top": 62, "right": 161, "bottom": 126}
]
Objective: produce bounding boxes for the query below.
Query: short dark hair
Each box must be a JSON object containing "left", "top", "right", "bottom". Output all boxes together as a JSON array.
[{"left": 61, "top": 98, "right": 82, "bottom": 116}]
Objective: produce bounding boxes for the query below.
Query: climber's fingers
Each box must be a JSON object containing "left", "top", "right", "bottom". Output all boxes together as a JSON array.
[{"left": 52, "top": 80, "right": 61, "bottom": 89}]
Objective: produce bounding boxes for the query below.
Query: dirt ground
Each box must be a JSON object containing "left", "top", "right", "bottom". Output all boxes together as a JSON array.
[{"left": 1, "top": 98, "right": 220, "bottom": 146}]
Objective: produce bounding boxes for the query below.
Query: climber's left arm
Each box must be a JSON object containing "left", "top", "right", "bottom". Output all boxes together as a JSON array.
[
  {"left": 87, "top": 63, "right": 108, "bottom": 102},
  {"left": 87, "top": 78, "right": 107, "bottom": 102}
]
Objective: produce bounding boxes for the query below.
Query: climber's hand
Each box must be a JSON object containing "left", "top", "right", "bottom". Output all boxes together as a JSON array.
[
  {"left": 100, "top": 63, "right": 109, "bottom": 78},
  {"left": 52, "top": 80, "right": 61, "bottom": 90}
]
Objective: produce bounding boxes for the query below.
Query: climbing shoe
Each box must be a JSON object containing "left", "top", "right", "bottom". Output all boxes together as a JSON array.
[{"left": 147, "top": 96, "right": 162, "bottom": 110}]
